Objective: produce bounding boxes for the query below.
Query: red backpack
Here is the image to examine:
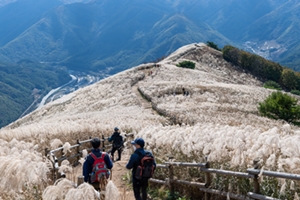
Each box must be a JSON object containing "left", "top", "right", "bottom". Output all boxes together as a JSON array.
[{"left": 89, "top": 152, "right": 109, "bottom": 183}]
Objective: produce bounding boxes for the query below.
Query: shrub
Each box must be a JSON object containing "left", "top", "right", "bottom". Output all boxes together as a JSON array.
[
  {"left": 206, "top": 41, "right": 221, "bottom": 51},
  {"left": 291, "top": 90, "right": 300, "bottom": 96},
  {"left": 281, "top": 68, "right": 300, "bottom": 90},
  {"left": 263, "top": 81, "right": 282, "bottom": 90},
  {"left": 222, "top": 45, "right": 241, "bottom": 66},
  {"left": 177, "top": 61, "right": 195, "bottom": 69},
  {"left": 258, "top": 91, "right": 300, "bottom": 124}
]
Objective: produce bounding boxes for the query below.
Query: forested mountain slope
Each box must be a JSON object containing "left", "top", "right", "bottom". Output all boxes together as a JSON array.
[{"left": 0, "top": 61, "right": 70, "bottom": 127}]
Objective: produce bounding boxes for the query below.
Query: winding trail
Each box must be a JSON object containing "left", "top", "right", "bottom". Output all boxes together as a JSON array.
[{"left": 132, "top": 84, "right": 152, "bottom": 110}]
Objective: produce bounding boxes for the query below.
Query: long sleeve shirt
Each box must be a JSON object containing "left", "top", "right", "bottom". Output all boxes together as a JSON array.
[
  {"left": 126, "top": 148, "right": 156, "bottom": 180},
  {"left": 82, "top": 148, "right": 113, "bottom": 182}
]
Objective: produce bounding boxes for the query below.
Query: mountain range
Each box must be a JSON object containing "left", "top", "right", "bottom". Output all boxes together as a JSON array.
[{"left": 1, "top": 0, "right": 299, "bottom": 73}]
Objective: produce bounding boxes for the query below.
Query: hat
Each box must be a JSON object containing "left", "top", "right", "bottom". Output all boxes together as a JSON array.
[
  {"left": 91, "top": 137, "right": 100, "bottom": 149},
  {"left": 131, "top": 138, "right": 145, "bottom": 148},
  {"left": 114, "top": 127, "right": 119, "bottom": 131}
]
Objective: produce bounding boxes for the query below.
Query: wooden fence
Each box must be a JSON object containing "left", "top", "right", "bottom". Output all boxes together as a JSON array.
[
  {"left": 46, "top": 136, "right": 300, "bottom": 199},
  {"left": 149, "top": 160, "right": 300, "bottom": 200},
  {"left": 45, "top": 134, "right": 135, "bottom": 182}
]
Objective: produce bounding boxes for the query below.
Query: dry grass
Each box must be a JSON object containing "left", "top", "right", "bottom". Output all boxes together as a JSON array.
[{"left": 0, "top": 43, "right": 300, "bottom": 198}]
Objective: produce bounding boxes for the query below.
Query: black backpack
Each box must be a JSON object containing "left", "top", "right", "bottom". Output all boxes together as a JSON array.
[
  {"left": 135, "top": 151, "right": 155, "bottom": 180},
  {"left": 113, "top": 134, "right": 124, "bottom": 148}
]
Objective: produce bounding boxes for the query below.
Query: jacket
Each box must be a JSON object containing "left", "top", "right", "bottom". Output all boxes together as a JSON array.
[
  {"left": 126, "top": 148, "right": 156, "bottom": 180},
  {"left": 82, "top": 148, "right": 113, "bottom": 182},
  {"left": 108, "top": 131, "right": 123, "bottom": 147}
]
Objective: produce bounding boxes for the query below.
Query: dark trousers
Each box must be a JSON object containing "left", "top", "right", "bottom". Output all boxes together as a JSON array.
[
  {"left": 111, "top": 146, "right": 121, "bottom": 160},
  {"left": 133, "top": 178, "right": 148, "bottom": 200}
]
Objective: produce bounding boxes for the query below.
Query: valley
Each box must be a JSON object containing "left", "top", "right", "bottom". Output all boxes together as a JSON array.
[
  {"left": 19, "top": 71, "right": 109, "bottom": 118},
  {"left": 243, "top": 40, "right": 287, "bottom": 61}
]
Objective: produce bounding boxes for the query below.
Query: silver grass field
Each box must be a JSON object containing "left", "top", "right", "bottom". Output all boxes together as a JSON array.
[{"left": 0, "top": 43, "right": 300, "bottom": 199}]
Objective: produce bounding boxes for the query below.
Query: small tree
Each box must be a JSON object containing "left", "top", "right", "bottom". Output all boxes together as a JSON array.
[
  {"left": 258, "top": 91, "right": 300, "bottom": 125},
  {"left": 206, "top": 41, "right": 221, "bottom": 51},
  {"left": 291, "top": 90, "right": 300, "bottom": 96},
  {"left": 263, "top": 80, "right": 282, "bottom": 90},
  {"left": 177, "top": 61, "right": 195, "bottom": 69}
]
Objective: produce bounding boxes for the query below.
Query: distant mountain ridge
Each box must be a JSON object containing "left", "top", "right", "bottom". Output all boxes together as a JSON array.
[
  {"left": 0, "top": 0, "right": 299, "bottom": 72},
  {"left": 0, "top": 0, "right": 230, "bottom": 73},
  {"left": 242, "top": 0, "right": 300, "bottom": 69}
]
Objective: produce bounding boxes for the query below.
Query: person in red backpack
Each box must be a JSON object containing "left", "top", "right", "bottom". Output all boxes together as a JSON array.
[
  {"left": 126, "top": 138, "right": 156, "bottom": 200},
  {"left": 83, "top": 137, "right": 113, "bottom": 190}
]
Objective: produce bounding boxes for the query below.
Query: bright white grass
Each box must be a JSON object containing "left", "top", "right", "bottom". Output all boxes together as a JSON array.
[
  {"left": 50, "top": 139, "right": 63, "bottom": 149},
  {"left": 105, "top": 181, "right": 121, "bottom": 200},
  {"left": 0, "top": 138, "right": 48, "bottom": 196},
  {"left": 65, "top": 183, "right": 98, "bottom": 200},
  {"left": 137, "top": 122, "right": 300, "bottom": 173},
  {"left": 43, "top": 179, "right": 120, "bottom": 200},
  {"left": 42, "top": 178, "right": 75, "bottom": 200}
]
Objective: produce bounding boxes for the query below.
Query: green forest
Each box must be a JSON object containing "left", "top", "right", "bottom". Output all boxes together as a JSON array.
[
  {"left": 0, "top": 60, "right": 70, "bottom": 128},
  {"left": 222, "top": 45, "right": 300, "bottom": 92}
]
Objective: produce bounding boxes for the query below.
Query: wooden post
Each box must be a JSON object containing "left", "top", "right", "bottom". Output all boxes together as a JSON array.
[
  {"left": 102, "top": 135, "right": 105, "bottom": 151},
  {"left": 45, "top": 148, "right": 49, "bottom": 157},
  {"left": 204, "top": 158, "right": 211, "bottom": 200},
  {"left": 55, "top": 158, "right": 60, "bottom": 180},
  {"left": 253, "top": 158, "right": 260, "bottom": 194},
  {"left": 55, "top": 145, "right": 63, "bottom": 179},
  {"left": 76, "top": 139, "right": 80, "bottom": 164},
  {"left": 77, "top": 175, "right": 84, "bottom": 187},
  {"left": 58, "top": 144, "right": 63, "bottom": 165},
  {"left": 168, "top": 164, "right": 175, "bottom": 199}
]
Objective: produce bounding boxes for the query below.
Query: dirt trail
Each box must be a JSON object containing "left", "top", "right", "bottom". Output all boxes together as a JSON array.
[
  {"left": 70, "top": 149, "right": 135, "bottom": 199},
  {"left": 111, "top": 72, "right": 157, "bottom": 199},
  {"left": 132, "top": 84, "right": 152, "bottom": 110},
  {"left": 110, "top": 150, "right": 135, "bottom": 200}
]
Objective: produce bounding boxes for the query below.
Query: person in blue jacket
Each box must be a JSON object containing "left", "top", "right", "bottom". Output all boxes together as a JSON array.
[
  {"left": 83, "top": 137, "right": 113, "bottom": 190},
  {"left": 126, "top": 138, "right": 156, "bottom": 200}
]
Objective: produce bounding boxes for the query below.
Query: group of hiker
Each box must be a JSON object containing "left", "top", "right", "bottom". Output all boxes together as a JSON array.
[{"left": 83, "top": 127, "right": 156, "bottom": 200}]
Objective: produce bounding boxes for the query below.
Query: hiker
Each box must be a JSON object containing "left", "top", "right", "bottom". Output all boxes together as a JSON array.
[
  {"left": 108, "top": 127, "right": 124, "bottom": 161},
  {"left": 126, "top": 138, "right": 156, "bottom": 200},
  {"left": 182, "top": 87, "right": 189, "bottom": 96},
  {"left": 83, "top": 137, "right": 113, "bottom": 191}
]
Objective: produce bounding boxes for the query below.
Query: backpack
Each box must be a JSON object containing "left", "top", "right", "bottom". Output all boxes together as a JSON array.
[
  {"left": 89, "top": 152, "right": 109, "bottom": 183},
  {"left": 135, "top": 151, "right": 155, "bottom": 180},
  {"left": 113, "top": 134, "right": 124, "bottom": 149}
]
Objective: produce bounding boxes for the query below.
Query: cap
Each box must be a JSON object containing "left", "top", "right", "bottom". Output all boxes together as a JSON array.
[
  {"left": 91, "top": 137, "right": 100, "bottom": 149},
  {"left": 114, "top": 127, "right": 119, "bottom": 131},
  {"left": 131, "top": 138, "right": 145, "bottom": 148}
]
